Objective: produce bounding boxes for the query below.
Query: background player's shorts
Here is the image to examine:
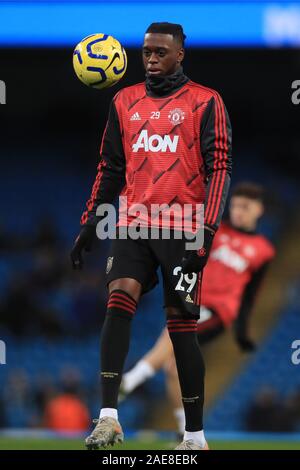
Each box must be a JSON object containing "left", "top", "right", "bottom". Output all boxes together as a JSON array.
[
  {"left": 105, "top": 230, "right": 202, "bottom": 318},
  {"left": 197, "top": 306, "right": 225, "bottom": 345}
]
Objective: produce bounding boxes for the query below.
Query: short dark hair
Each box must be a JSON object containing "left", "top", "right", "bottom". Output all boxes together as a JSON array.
[
  {"left": 231, "top": 182, "right": 265, "bottom": 203},
  {"left": 145, "top": 22, "right": 186, "bottom": 47}
]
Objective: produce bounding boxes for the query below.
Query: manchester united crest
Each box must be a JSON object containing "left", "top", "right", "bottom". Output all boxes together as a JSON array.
[
  {"left": 168, "top": 108, "right": 185, "bottom": 125},
  {"left": 106, "top": 256, "right": 114, "bottom": 274}
]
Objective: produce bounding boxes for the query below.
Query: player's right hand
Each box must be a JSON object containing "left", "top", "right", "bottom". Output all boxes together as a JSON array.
[
  {"left": 70, "top": 225, "right": 96, "bottom": 270},
  {"left": 181, "top": 227, "right": 215, "bottom": 274},
  {"left": 236, "top": 335, "right": 256, "bottom": 352}
]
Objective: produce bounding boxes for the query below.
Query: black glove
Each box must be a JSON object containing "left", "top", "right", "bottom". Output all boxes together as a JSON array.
[
  {"left": 236, "top": 335, "right": 256, "bottom": 352},
  {"left": 181, "top": 227, "right": 215, "bottom": 274},
  {"left": 70, "top": 225, "right": 96, "bottom": 270}
]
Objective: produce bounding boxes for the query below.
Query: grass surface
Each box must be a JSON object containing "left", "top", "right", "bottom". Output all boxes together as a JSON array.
[{"left": 0, "top": 438, "right": 299, "bottom": 450}]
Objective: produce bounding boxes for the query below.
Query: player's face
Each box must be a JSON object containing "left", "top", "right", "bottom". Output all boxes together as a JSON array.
[
  {"left": 229, "top": 196, "right": 264, "bottom": 231},
  {"left": 143, "top": 33, "right": 184, "bottom": 76}
]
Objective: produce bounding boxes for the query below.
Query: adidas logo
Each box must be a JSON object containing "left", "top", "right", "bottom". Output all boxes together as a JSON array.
[
  {"left": 185, "top": 294, "right": 194, "bottom": 304},
  {"left": 130, "top": 112, "right": 141, "bottom": 121}
]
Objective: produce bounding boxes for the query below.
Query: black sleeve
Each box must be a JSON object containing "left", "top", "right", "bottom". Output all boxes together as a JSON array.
[
  {"left": 234, "top": 262, "right": 270, "bottom": 340},
  {"left": 200, "top": 95, "right": 232, "bottom": 232},
  {"left": 80, "top": 99, "right": 126, "bottom": 226}
]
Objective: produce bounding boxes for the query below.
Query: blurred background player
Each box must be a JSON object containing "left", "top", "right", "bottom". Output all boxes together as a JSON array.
[
  {"left": 120, "top": 182, "right": 275, "bottom": 435},
  {"left": 71, "top": 22, "right": 232, "bottom": 450}
]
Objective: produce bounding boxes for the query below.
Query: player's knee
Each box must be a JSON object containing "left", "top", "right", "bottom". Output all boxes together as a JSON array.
[
  {"left": 106, "top": 289, "right": 137, "bottom": 320},
  {"left": 108, "top": 278, "right": 142, "bottom": 303},
  {"left": 166, "top": 307, "right": 198, "bottom": 336},
  {"left": 166, "top": 306, "right": 197, "bottom": 324},
  {"left": 165, "top": 306, "right": 184, "bottom": 319}
]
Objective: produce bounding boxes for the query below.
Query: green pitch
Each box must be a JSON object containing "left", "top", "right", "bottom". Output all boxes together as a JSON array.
[{"left": 0, "top": 438, "right": 299, "bottom": 450}]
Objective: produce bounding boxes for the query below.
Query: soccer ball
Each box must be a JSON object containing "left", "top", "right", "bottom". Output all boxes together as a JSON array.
[{"left": 73, "top": 33, "right": 127, "bottom": 90}]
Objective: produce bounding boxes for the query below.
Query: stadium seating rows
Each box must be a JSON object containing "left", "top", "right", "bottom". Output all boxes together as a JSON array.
[
  {"left": 1, "top": 155, "right": 298, "bottom": 430},
  {"left": 206, "top": 296, "right": 300, "bottom": 431}
]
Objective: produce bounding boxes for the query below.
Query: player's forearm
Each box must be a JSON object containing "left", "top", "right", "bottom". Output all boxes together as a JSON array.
[
  {"left": 204, "top": 170, "right": 231, "bottom": 232},
  {"left": 234, "top": 263, "right": 270, "bottom": 339},
  {"left": 201, "top": 94, "right": 232, "bottom": 232},
  {"left": 80, "top": 162, "right": 125, "bottom": 226},
  {"left": 234, "top": 305, "right": 252, "bottom": 339},
  {"left": 234, "top": 283, "right": 259, "bottom": 338},
  {"left": 80, "top": 98, "right": 126, "bottom": 226}
]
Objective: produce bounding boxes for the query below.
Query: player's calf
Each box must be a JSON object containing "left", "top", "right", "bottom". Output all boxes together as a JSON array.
[
  {"left": 85, "top": 289, "right": 137, "bottom": 450},
  {"left": 101, "top": 289, "right": 137, "bottom": 408},
  {"left": 166, "top": 312, "right": 207, "bottom": 448}
]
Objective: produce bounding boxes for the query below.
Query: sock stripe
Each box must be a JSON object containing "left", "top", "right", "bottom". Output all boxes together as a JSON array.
[
  {"left": 108, "top": 296, "right": 137, "bottom": 312},
  {"left": 107, "top": 290, "right": 137, "bottom": 316},
  {"left": 110, "top": 292, "right": 137, "bottom": 308},
  {"left": 167, "top": 319, "right": 197, "bottom": 324},
  {"left": 168, "top": 328, "right": 198, "bottom": 333},
  {"left": 167, "top": 320, "right": 197, "bottom": 326},
  {"left": 167, "top": 317, "right": 198, "bottom": 333}
]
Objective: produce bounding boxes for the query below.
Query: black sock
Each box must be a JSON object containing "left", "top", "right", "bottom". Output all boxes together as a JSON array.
[
  {"left": 167, "top": 318, "right": 205, "bottom": 431},
  {"left": 100, "top": 290, "right": 137, "bottom": 409}
]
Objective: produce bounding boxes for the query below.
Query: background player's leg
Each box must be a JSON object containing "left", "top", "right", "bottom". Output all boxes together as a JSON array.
[
  {"left": 166, "top": 306, "right": 207, "bottom": 448},
  {"left": 144, "top": 326, "right": 174, "bottom": 369},
  {"left": 108, "top": 278, "right": 142, "bottom": 301},
  {"left": 164, "top": 354, "right": 185, "bottom": 435},
  {"left": 122, "top": 327, "right": 173, "bottom": 395},
  {"left": 100, "top": 278, "right": 142, "bottom": 417}
]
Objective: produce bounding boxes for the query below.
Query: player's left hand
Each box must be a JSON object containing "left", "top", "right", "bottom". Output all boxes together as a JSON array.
[
  {"left": 70, "top": 225, "right": 95, "bottom": 270},
  {"left": 236, "top": 336, "right": 256, "bottom": 352},
  {"left": 181, "top": 227, "right": 215, "bottom": 274}
]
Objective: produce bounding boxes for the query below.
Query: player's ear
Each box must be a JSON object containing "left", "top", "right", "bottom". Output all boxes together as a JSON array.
[
  {"left": 177, "top": 47, "right": 185, "bottom": 64},
  {"left": 256, "top": 201, "right": 265, "bottom": 218}
]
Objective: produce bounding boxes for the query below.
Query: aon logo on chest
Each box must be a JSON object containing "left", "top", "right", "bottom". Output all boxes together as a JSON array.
[{"left": 132, "top": 130, "right": 179, "bottom": 153}]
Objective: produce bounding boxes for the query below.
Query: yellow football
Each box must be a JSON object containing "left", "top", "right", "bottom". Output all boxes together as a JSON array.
[{"left": 73, "top": 33, "right": 127, "bottom": 90}]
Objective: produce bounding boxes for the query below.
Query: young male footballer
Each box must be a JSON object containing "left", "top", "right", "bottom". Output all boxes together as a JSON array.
[
  {"left": 120, "top": 183, "right": 275, "bottom": 435},
  {"left": 71, "top": 23, "right": 232, "bottom": 450}
]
